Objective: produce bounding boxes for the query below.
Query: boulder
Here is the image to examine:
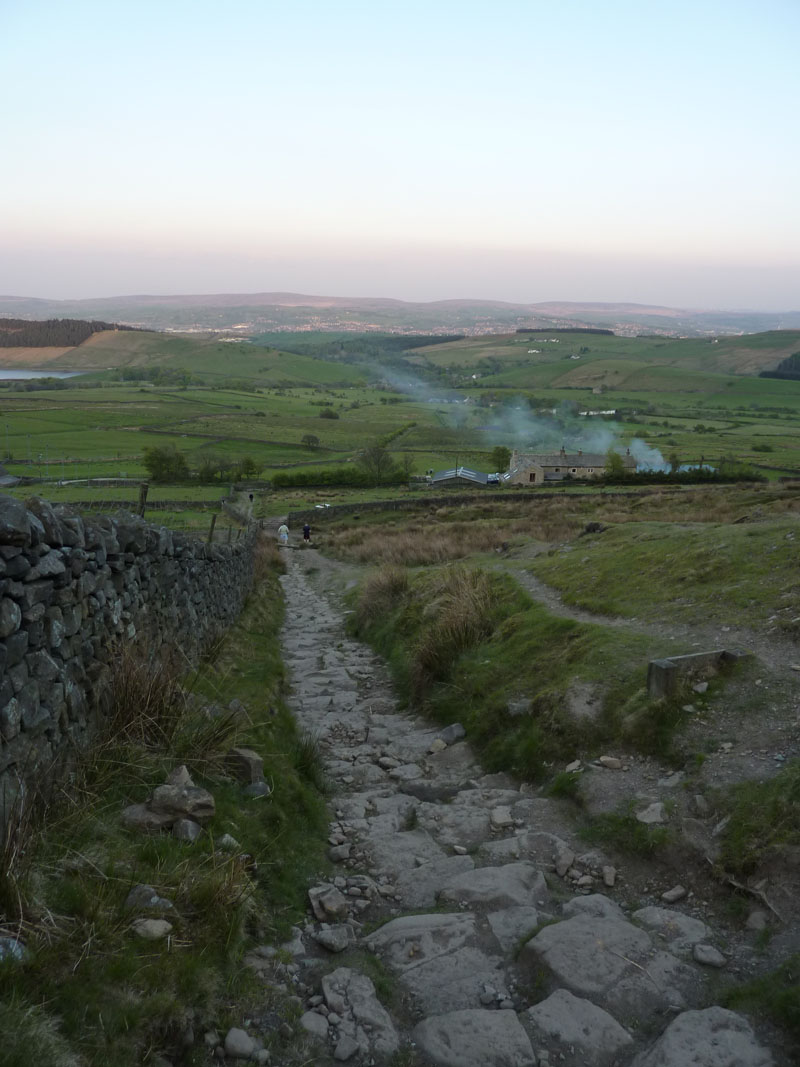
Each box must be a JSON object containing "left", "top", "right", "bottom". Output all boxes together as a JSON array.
[
  {"left": 630, "top": 1007, "right": 774, "bottom": 1067},
  {"left": 224, "top": 1028, "right": 256, "bottom": 1060},
  {"left": 226, "top": 746, "right": 264, "bottom": 784},
  {"left": 632, "top": 906, "right": 712, "bottom": 954},
  {"left": 437, "top": 862, "right": 547, "bottom": 909},
  {"left": 0, "top": 497, "right": 31, "bottom": 546},
  {"left": 524, "top": 989, "right": 632, "bottom": 1064},
  {"left": 131, "top": 918, "right": 173, "bottom": 940},
  {"left": 413, "top": 1009, "right": 534, "bottom": 1067},
  {"left": 308, "top": 883, "right": 349, "bottom": 921},
  {"left": 149, "top": 783, "right": 215, "bottom": 825}
]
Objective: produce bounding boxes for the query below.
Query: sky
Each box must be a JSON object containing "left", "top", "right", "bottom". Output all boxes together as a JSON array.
[{"left": 2, "top": 0, "right": 799, "bottom": 308}]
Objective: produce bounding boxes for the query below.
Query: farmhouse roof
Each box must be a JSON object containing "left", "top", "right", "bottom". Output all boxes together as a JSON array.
[
  {"left": 431, "top": 466, "right": 492, "bottom": 485},
  {"left": 530, "top": 452, "right": 608, "bottom": 466}
]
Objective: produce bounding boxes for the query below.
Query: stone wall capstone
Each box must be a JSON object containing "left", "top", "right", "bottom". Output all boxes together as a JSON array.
[{"left": 0, "top": 495, "right": 256, "bottom": 823}]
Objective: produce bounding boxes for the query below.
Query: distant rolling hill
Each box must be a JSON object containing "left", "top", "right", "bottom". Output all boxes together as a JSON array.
[
  {"left": 1, "top": 292, "right": 799, "bottom": 337},
  {"left": 1, "top": 325, "right": 799, "bottom": 386}
]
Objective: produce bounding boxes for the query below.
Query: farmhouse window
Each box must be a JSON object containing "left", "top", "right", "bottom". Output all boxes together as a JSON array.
[{"left": 571, "top": 468, "right": 577, "bottom": 474}]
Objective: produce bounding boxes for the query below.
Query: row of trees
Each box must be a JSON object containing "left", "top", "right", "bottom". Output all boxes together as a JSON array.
[
  {"left": 0, "top": 317, "right": 138, "bottom": 348},
  {"left": 142, "top": 446, "right": 261, "bottom": 484}
]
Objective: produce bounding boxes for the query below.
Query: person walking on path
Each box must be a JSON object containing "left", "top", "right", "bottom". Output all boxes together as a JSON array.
[
  {"left": 277, "top": 522, "right": 289, "bottom": 546},
  {"left": 303, "top": 523, "right": 311, "bottom": 543}
]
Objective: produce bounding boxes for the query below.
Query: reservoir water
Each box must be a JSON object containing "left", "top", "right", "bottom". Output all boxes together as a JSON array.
[{"left": 0, "top": 370, "right": 80, "bottom": 380}]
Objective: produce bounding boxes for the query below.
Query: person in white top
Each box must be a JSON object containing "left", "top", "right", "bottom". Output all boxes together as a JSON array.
[{"left": 277, "top": 523, "right": 289, "bottom": 545}]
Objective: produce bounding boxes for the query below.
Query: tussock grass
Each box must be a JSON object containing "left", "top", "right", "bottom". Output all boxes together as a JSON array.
[
  {"left": 721, "top": 954, "right": 800, "bottom": 1046},
  {"left": 717, "top": 759, "right": 800, "bottom": 874},
  {"left": 355, "top": 566, "right": 409, "bottom": 627},
  {"left": 325, "top": 485, "right": 800, "bottom": 567},
  {"left": 350, "top": 563, "right": 674, "bottom": 781},
  {"left": 410, "top": 567, "right": 496, "bottom": 701},
  {"left": 579, "top": 804, "right": 671, "bottom": 856},
  {"left": 0, "top": 998, "right": 80, "bottom": 1067},
  {"left": 531, "top": 516, "right": 800, "bottom": 630}
]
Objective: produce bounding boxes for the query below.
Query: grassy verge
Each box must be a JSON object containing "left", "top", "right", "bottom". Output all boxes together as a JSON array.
[
  {"left": 530, "top": 517, "right": 800, "bottom": 632},
  {"left": 0, "top": 539, "right": 327, "bottom": 1066},
  {"left": 716, "top": 759, "right": 800, "bottom": 874},
  {"left": 721, "top": 955, "right": 800, "bottom": 1048},
  {"left": 349, "top": 562, "right": 692, "bottom": 780}
]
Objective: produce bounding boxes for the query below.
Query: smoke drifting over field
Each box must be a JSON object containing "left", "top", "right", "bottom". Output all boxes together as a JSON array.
[
  {"left": 477, "top": 401, "right": 668, "bottom": 471},
  {"left": 381, "top": 374, "right": 669, "bottom": 473}
]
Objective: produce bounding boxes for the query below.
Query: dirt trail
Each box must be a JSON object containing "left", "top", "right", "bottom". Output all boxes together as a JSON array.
[{"left": 494, "top": 555, "right": 800, "bottom": 676}]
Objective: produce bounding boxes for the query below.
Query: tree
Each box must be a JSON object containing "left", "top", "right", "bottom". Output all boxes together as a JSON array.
[
  {"left": 235, "top": 455, "right": 261, "bottom": 479},
  {"left": 489, "top": 446, "right": 511, "bottom": 472},
  {"left": 301, "top": 433, "right": 320, "bottom": 449},
  {"left": 605, "top": 450, "right": 626, "bottom": 479},
  {"left": 142, "top": 445, "right": 189, "bottom": 483},
  {"left": 319, "top": 408, "right": 339, "bottom": 420},
  {"left": 356, "top": 445, "right": 400, "bottom": 485},
  {"left": 668, "top": 451, "right": 681, "bottom": 473}
]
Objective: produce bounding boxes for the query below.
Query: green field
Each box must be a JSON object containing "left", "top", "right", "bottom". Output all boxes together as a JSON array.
[{"left": 2, "top": 325, "right": 800, "bottom": 529}]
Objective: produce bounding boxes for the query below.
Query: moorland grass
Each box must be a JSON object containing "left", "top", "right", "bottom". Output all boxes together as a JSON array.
[
  {"left": 716, "top": 759, "right": 800, "bottom": 875},
  {"left": 349, "top": 563, "right": 690, "bottom": 780},
  {"left": 530, "top": 515, "right": 800, "bottom": 631}
]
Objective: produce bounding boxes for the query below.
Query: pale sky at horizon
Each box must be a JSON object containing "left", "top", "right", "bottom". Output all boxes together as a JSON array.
[{"left": 2, "top": 0, "right": 799, "bottom": 309}]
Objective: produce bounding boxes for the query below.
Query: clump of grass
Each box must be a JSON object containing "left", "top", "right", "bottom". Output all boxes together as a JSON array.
[
  {"left": 253, "top": 532, "right": 285, "bottom": 579},
  {"left": 717, "top": 758, "right": 800, "bottom": 874},
  {"left": 546, "top": 770, "right": 583, "bottom": 802},
  {"left": 291, "top": 730, "right": 329, "bottom": 794},
  {"left": 579, "top": 803, "right": 671, "bottom": 856},
  {"left": 355, "top": 565, "right": 409, "bottom": 627},
  {"left": 410, "top": 567, "right": 496, "bottom": 701},
  {"left": 104, "top": 643, "right": 188, "bottom": 750},
  {"left": 721, "top": 954, "right": 800, "bottom": 1046},
  {"left": 0, "top": 998, "right": 80, "bottom": 1067}
]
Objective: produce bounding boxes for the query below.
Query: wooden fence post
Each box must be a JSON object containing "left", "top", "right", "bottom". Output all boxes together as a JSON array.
[
  {"left": 138, "top": 481, "right": 149, "bottom": 518},
  {"left": 207, "top": 514, "right": 217, "bottom": 543}
]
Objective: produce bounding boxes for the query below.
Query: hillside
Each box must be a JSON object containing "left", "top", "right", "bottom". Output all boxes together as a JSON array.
[
  {"left": 0, "top": 316, "right": 137, "bottom": 348},
  {"left": 411, "top": 329, "right": 800, "bottom": 378},
  {"left": 2, "top": 292, "right": 799, "bottom": 336}
]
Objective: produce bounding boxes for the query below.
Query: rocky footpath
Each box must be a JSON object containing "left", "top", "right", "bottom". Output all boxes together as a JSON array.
[{"left": 231, "top": 550, "right": 784, "bottom": 1066}]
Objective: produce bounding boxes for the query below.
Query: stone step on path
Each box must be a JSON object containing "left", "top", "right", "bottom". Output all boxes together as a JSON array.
[{"left": 258, "top": 552, "right": 780, "bottom": 1067}]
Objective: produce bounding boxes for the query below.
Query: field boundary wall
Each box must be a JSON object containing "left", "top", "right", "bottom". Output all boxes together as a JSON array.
[{"left": 0, "top": 494, "right": 257, "bottom": 826}]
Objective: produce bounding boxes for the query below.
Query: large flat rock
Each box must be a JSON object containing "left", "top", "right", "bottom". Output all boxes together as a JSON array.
[
  {"left": 437, "top": 862, "right": 547, "bottom": 909},
  {"left": 412, "top": 1009, "right": 535, "bottom": 1067},
  {"left": 364, "top": 827, "right": 446, "bottom": 876},
  {"left": 632, "top": 906, "right": 713, "bottom": 954},
  {"left": 369, "top": 912, "right": 508, "bottom": 1012},
  {"left": 631, "top": 1007, "right": 774, "bottom": 1067},
  {"left": 523, "top": 915, "right": 652, "bottom": 998},
  {"left": 394, "top": 854, "right": 475, "bottom": 908},
  {"left": 523, "top": 989, "right": 633, "bottom": 1064}
]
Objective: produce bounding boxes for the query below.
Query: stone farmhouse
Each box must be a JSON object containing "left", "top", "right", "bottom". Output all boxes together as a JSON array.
[{"left": 505, "top": 446, "right": 637, "bottom": 484}]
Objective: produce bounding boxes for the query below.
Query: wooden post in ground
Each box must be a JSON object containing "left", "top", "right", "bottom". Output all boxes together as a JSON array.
[
  {"left": 227, "top": 526, "right": 232, "bottom": 544},
  {"left": 207, "top": 513, "right": 217, "bottom": 543},
  {"left": 138, "top": 481, "right": 149, "bottom": 518}
]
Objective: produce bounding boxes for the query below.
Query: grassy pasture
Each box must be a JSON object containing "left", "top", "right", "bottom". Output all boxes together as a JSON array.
[{"left": 3, "top": 326, "right": 800, "bottom": 527}]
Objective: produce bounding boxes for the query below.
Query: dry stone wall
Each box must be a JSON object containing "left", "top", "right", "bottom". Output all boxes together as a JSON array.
[{"left": 0, "top": 495, "right": 256, "bottom": 820}]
